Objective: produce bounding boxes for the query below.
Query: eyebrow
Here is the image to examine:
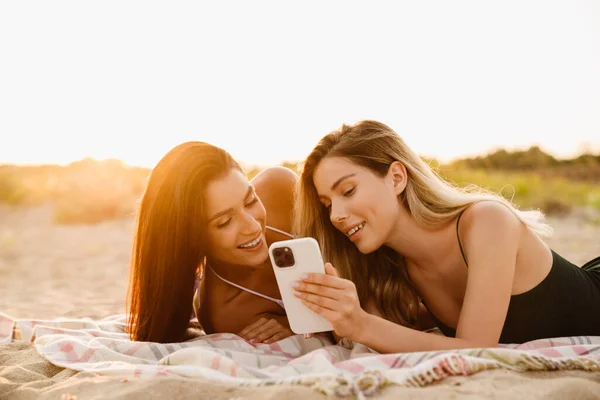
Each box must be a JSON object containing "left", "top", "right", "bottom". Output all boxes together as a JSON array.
[
  {"left": 319, "top": 173, "right": 356, "bottom": 200},
  {"left": 208, "top": 185, "right": 254, "bottom": 222},
  {"left": 331, "top": 173, "right": 356, "bottom": 191}
]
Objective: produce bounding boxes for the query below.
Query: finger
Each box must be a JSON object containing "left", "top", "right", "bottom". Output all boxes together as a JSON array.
[
  {"left": 293, "top": 281, "right": 341, "bottom": 300},
  {"left": 294, "top": 290, "right": 338, "bottom": 311},
  {"left": 303, "top": 333, "right": 314, "bottom": 339},
  {"left": 246, "top": 319, "right": 277, "bottom": 341},
  {"left": 300, "top": 299, "right": 337, "bottom": 322},
  {"left": 299, "top": 272, "right": 347, "bottom": 290},
  {"left": 238, "top": 318, "right": 267, "bottom": 339},
  {"left": 238, "top": 317, "right": 268, "bottom": 338},
  {"left": 253, "top": 325, "right": 282, "bottom": 343},
  {"left": 303, "top": 264, "right": 357, "bottom": 292},
  {"left": 242, "top": 318, "right": 275, "bottom": 341},
  {"left": 264, "top": 330, "right": 291, "bottom": 344},
  {"left": 325, "top": 262, "right": 340, "bottom": 278}
]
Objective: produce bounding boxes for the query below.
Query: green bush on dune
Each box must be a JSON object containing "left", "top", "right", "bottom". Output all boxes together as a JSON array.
[{"left": 437, "top": 167, "right": 600, "bottom": 215}]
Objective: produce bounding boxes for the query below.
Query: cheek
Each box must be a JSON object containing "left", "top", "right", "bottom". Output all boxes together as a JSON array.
[
  {"left": 354, "top": 190, "right": 377, "bottom": 213},
  {"left": 254, "top": 202, "right": 267, "bottom": 222},
  {"left": 224, "top": 228, "right": 241, "bottom": 247},
  {"left": 381, "top": 195, "right": 401, "bottom": 229},
  {"left": 363, "top": 187, "right": 397, "bottom": 220},
  {"left": 207, "top": 228, "right": 237, "bottom": 254}
]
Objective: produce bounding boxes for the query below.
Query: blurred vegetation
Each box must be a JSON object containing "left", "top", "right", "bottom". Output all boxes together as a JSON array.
[
  {"left": 437, "top": 146, "right": 600, "bottom": 215},
  {"left": 0, "top": 158, "right": 150, "bottom": 224},
  {"left": 249, "top": 147, "right": 600, "bottom": 218},
  {"left": 1, "top": 146, "right": 599, "bottom": 224}
]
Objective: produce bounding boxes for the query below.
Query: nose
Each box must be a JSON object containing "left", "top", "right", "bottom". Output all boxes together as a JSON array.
[
  {"left": 330, "top": 200, "right": 348, "bottom": 225},
  {"left": 240, "top": 210, "right": 262, "bottom": 235}
]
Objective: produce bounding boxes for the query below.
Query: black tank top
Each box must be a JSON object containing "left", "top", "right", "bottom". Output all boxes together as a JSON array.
[{"left": 426, "top": 210, "right": 600, "bottom": 344}]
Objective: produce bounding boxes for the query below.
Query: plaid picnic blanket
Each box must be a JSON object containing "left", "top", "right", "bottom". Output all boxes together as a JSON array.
[{"left": 2, "top": 312, "right": 600, "bottom": 398}]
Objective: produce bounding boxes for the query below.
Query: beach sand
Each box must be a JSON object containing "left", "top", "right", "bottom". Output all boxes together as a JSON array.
[{"left": 1, "top": 204, "right": 600, "bottom": 399}]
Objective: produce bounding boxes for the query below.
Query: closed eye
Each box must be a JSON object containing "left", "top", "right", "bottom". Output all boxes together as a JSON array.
[
  {"left": 343, "top": 187, "right": 355, "bottom": 197},
  {"left": 245, "top": 196, "right": 259, "bottom": 207},
  {"left": 217, "top": 218, "right": 232, "bottom": 229}
]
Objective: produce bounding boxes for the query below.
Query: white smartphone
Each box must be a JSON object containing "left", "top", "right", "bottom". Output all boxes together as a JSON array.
[{"left": 268, "top": 237, "right": 334, "bottom": 335}]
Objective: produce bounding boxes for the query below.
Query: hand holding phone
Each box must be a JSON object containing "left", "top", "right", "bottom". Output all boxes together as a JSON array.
[{"left": 268, "top": 238, "right": 334, "bottom": 335}]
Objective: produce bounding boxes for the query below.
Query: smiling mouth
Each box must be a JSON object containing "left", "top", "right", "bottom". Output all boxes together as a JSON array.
[
  {"left": 347, "top": 222, "right": 365, "bottom": 237},
  {"left": 238, "top": 235, "right": 262, "bottom": 249}
]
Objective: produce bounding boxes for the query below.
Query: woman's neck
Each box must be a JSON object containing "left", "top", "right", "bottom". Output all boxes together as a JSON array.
[{"left": 383, "top": 208, "right": 457, "bottom": 273}]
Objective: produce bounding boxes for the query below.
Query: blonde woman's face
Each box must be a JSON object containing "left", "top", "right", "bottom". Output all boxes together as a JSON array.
[
  {"left": 313, "top": 156, "right": 401, "bottom": 254},
  {"left": 203, "top": 169, "right": 269, "bottom": 267}
]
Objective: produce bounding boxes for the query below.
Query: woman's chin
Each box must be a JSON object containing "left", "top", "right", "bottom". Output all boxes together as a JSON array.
[
  {"left": 355, "top": 239, "right": 379, "bottom": 255},
  {"left": 240, "top": 249, "right": 270, "bottom": 267}
]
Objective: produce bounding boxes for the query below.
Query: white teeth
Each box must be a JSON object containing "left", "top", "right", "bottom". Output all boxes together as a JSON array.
[
  {"left": 347, "top": 222, "right": 365, "bottom": 236},
  {"left": 239, "top": 236, "right": 261, "bottom": 249}
]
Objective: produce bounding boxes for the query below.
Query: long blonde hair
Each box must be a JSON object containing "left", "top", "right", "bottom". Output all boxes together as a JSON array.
[{"left": 295, "top": 120, "right": 552, "bottom": 328}]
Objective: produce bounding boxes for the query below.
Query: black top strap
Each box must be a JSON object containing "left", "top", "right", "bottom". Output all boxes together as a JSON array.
[{"left": 456, "top": 208, "right": 469, "bottom": 268}]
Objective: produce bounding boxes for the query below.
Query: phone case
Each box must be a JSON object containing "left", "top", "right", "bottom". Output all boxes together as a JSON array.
[{"left": 268, "top": 237, "right": 334, "bottom": 334}]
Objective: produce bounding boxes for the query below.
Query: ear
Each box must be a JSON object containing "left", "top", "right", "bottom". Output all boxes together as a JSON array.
[{"left": 387, "top": 161, "right": 408, "bottom": 196}]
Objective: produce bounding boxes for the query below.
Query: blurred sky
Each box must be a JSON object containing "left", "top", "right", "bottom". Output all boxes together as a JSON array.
[{"left": 1, "top": 1, "right": 599, "bottom": 168}]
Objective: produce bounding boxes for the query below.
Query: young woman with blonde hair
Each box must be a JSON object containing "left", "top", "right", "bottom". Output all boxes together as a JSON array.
[{"left": 293, "top": 120, "right": 600, "bottom": 352}]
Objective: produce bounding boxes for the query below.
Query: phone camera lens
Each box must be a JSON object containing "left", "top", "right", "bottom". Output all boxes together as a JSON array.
[
  {"left": 275, "top": 257, "right": 286, "bottom": 267},
  {"left": 284, "top": 253, "right": 294, "bottom": 265}
]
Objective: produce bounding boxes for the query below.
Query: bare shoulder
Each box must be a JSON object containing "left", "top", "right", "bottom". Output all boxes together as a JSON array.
[
  {"left": 251, "top": 166, "right": 298, "bottom": 234},
  {"left": 251, "top": 166, "right": 298, "bottom": 199},
  {"left": 459, "top": 200, "right": 521, "bottom": 240}
]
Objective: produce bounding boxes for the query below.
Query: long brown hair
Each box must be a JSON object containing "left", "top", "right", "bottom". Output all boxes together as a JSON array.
[
  {"left": 295, "top": 120, "right": 551, "bottom": 328},
  {"left": 127, "top": 142, "right": 240, "bottom": 343}
]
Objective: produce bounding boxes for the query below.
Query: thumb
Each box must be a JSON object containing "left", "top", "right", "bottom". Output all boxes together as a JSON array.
[{"left": 324, "top": 262, "right": 340, "bottom": 277}]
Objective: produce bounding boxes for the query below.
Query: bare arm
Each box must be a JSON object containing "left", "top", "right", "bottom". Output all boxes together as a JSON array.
[
  {"left": 354, "top": 202, "right": 521, "bottom": 352},
  {"left": 454, "top": 202, "right": 520, "bottom": 345},
  {"left": 330, "top": 298, "right": 384, "bottom": 343},
  {"left": 417, "top": 302, "right": 438, "bottom": 331}
]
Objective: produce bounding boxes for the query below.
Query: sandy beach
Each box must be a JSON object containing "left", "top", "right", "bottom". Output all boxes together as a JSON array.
[{"left": 1, "top": 204, "right": 600, "bottom": 399}]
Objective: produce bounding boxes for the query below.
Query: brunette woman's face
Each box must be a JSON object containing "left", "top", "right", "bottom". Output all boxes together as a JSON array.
[{"left": 203, "top": 169, "right": 268, "bottom": 267}]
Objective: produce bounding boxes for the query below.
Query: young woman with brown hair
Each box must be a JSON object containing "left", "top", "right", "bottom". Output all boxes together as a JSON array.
[{"left": 127, "top": 141, "right": 297, "bottom": 344}]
